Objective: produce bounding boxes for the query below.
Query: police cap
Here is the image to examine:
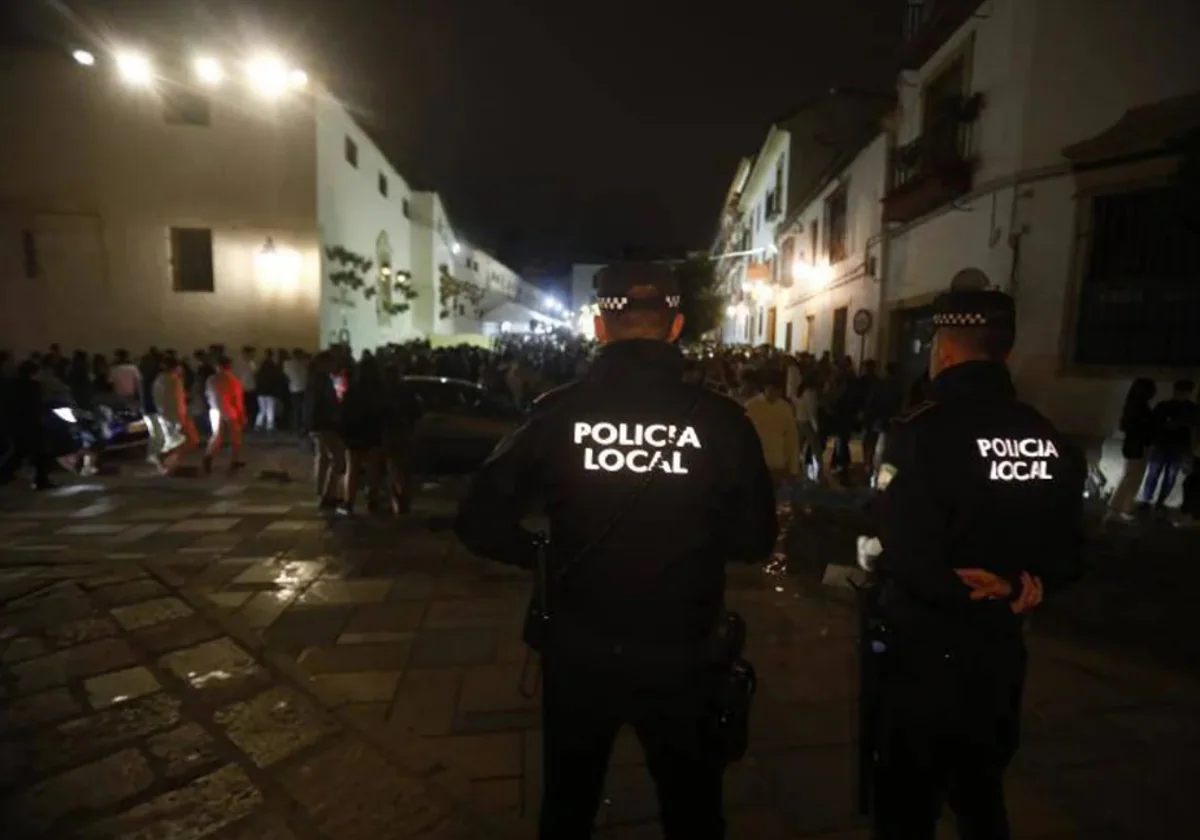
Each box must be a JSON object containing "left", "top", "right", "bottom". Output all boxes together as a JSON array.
[
  {"left": 595, "top": 262, "right": 682, "bottom": 313},
  {"left": 931, "top": 288, "right": 1015, "bottom": 333}
]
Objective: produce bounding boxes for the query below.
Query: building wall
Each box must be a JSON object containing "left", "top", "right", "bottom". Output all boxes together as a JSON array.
[
  {"left": 0, "top": 49, "right": 321, "bottom": 355},
  {"left": 315, "top": 88, "right": 420, "bottom": 353},
  {"left": 731, "top": 129, "right": 790, "bottom": 345},
  {"left": 780, "top": 134, "right": 889, "bottom": 363},
  {"left": 883, "top": 0, "right": 1200, "bottom": 438},
  {"left": 570, "top": 263, "right": 605, "bottom": 313}
]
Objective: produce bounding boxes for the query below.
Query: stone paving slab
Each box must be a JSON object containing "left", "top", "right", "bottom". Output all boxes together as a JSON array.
[
  {"left": 0, "top": 554, "right": 521, "bottom": 839},
  {"left": 5, "top": 459, "right": 1198, "bottom": 838}
]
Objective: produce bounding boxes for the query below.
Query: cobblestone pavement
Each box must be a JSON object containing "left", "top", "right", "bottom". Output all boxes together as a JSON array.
[{"left": 2, "top": 445, "right": 1198, "bottom": 839}]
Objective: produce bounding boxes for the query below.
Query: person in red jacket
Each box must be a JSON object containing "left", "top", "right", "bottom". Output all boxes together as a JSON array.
[{"left": 203, "top": 356, "right": 246, "bottom": 474}]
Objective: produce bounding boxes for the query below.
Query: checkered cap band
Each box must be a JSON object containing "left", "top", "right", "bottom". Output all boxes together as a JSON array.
[
  {"left": 596, "top": 296, "right": 629, "bottom": 311},
  {"left": 665, "top": 295, "right": 681, "bottom": 308},
  {"left": 932, "top": 312, "right": 989, "bottom": 327}
]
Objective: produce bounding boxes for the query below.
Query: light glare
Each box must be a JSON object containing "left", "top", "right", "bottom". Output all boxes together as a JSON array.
[
  {"left": 116, "top": 50, "right": 153, "bottom": 85},
  {"left": 247, "top": 55, "right": 288, "bottom": 97},
  {"left": 289, "top": 68, "right": 309, "bottom": 89},
  {"left": 72, "top": 49, "right": 95, "bottom": 66},
  {"left": 194, "top": 56, "right": 223, "bottom": 85}
]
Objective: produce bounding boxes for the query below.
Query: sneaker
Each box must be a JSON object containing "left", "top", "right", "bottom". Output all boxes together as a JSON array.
[{"left": 335, "top": 504, "right": 354, "bottom": 518}]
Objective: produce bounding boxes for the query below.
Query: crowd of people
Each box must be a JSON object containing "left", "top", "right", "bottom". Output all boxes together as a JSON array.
[{"left": 4, "top": 334, "right": 1194, "bottom": 523}]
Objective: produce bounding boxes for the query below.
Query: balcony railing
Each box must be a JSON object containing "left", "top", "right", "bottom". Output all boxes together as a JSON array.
[{"left": 884, "top": 123, "right": 976, "bottom": 224}]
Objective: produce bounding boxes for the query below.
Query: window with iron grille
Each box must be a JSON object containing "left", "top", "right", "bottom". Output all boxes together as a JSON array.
[
  {"left": 1073, "top": 186, "right": 1199, "bottom": 367},
  {"left": 825, "top": 184, "right": 848, "bottom": 264},
  {"left": 170, "top": 227, "right": 215, "bottom": 292}
]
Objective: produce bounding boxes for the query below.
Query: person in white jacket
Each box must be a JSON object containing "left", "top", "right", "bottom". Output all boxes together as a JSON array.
[{"left": 744, "top": 369, "right": 800, "bottom": 488}]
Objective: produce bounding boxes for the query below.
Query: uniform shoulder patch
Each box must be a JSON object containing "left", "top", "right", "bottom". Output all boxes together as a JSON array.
[{"left": 895, "top": 400, "right": 937, "bottom": 423}]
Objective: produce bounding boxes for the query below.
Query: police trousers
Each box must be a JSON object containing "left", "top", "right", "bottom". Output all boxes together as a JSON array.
[
  {"left": 539, "top": 654, "right": 726, "bottom": 840},
  {"left": 873, "top": 637, "right": 1026, "bottom": 840}
]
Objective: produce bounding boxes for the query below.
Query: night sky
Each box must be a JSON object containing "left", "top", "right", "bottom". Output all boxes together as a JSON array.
[{"left": 15, "top": 0, "right": 902, "bottom": 275}]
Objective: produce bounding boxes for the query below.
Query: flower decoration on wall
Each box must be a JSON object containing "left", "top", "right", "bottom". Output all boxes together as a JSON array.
[{"left": 437, "top": 262, "right": 484, "bottom": 320}]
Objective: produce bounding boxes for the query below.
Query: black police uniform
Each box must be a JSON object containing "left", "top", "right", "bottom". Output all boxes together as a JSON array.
[
  {"left": 869, "top": 290, "right": 1086, "bottom": 840},
  {"left": 454, "top": 263, "right": 778, "bottom": 840}
]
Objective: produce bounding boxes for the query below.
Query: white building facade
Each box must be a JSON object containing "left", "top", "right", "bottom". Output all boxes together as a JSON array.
[
  {"left": 0, "top": 43, "right": 522, "bottom": 357},
  {"left": 775, "top": 133, "right": 889, "bottom": 364},
  {"left": 882, "top": 0, "right": 1200, "bottom": 439},
  {"left": 730, "top": 134, "right": 789, "bottom": 346}
]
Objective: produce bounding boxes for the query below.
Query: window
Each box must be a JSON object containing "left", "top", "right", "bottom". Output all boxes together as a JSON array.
[
  {"left": 378, "top": 173, "right": 388, "bottom": 197},
  {"left": 832, "top": 306, "right": 849, "bottom": 359},
  {"left": 784, "top": 321, "right": 794, "bottom": 352},
  {"left": 779, "top": 237, "right": 796, "bottom": 285},
  {"left": 1073, "top": 186, "right": 1199, "bottom": 367},
  {"left": 22, "top": 230, "right": 39, "bottom": 279},
  {"left": 809, "top": 219, "right": 819, "bottom": 262},
  {"left": 162, "top": 90, "right": 211, "bottom": 126},
  {"left": 344, "top": 136, "right": 358, "bottom": 167},
  {"left": 402, "top": 198, "right": 411, "bottom": 219},
  {"left": 170, "top": 227, "right": 215, "bottom": 292},
  {"left": 825, "top": 184, "right": 849, "bottom": 264}
]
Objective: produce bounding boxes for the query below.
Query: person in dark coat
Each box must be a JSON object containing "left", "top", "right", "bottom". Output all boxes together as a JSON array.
[
  {"left": 337, "top": 355, "right": 388, "bottom": 516},
  {"left": 2, "top": 360, "right": 54, "bottom": 489}
]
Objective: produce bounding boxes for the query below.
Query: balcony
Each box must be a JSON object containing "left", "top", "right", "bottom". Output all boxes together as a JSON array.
[
  {"left": 883, "top": 126, "right": 976, "bottom": 224},
  {"left": 882, "top": 92, "right": 982, "bottom": 222},
  {"left": 900, "top": 0, "right": 986, "bottom": 70}
]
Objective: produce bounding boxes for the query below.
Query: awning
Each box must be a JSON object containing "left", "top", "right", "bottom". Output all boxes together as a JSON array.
[{"left": 1063, "top": 92, "right": 1200, "bottom": 168}]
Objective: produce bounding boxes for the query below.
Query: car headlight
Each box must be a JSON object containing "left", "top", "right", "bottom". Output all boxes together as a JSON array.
[{"left": 52, "top": 407, "right": 77, "bottom": 423}]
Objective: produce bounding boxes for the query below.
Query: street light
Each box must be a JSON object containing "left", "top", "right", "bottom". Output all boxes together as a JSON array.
[
  {"left": 194, "top": 56, "right": 224, "bottom": 86},
  {"left": 115, "top": 50, "right": 153, "bottom": 86},
  {"left": 451, "top": 242, "right": 462, "bottom": 255},
  {"left": 246, "top": 54, "right": 289, "bottom": 97},
  {"left": 72, "top": 49, "right": 95, "bottom": 66}
]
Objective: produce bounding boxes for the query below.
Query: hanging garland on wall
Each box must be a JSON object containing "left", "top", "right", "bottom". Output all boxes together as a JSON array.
[
  {"left": 437, "top": 263, "right": 485, "bottom": 320},
  {"left": 325, "top": 244, "right": 420, "bottom": 316},
  {"left": 366, "top": 268, "right": 421, "bottom": 316},
  {"left": 325, "top": 245, "right": 371, "bottom": 308}
]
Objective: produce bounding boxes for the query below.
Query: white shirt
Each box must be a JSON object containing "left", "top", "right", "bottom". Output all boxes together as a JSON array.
[
  {"left": 110, "top": 363, "right": 141, "bottom": 399},
  {"left": 234, "top": 358, "right": 257, "bottom": 391},
  {"left": 792, "top": 388, "right": 820, "bottom": 432},
  {"left": 283, "top": 358, "right": 308, "bottom": 393}
]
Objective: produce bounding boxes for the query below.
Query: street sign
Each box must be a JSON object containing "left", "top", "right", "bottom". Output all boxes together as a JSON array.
[{"left": 852, "top": 308, "right": 873, "bottom": 336}]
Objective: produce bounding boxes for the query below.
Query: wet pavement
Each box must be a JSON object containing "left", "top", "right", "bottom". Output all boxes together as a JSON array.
[{"left": 2, "top": 443, "right": 1198, "bottom": 839}]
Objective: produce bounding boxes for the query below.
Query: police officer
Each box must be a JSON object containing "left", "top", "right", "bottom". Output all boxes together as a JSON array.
[
  {"left": 868, "top": 288, "right": 1086, "bottom": 840},
  {"left": 455, "top": 262, "right": 777, "bottom": 839}
]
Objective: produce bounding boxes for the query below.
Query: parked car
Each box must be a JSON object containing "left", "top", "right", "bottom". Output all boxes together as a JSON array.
[{"left": 403, "top": 376, "right": 524, "bottom": 474}]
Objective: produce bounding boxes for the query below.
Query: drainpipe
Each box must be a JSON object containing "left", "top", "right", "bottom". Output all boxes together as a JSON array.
[
  {"left": 876, "top": 118, "right": 897, "bottom": 365},
  {"left": 1006, "top": 178, "right": 1025, "bottom": 302}
]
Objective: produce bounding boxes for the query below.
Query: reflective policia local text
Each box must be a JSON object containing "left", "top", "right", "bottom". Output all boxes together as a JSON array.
[
  {"left": 976, "top": 437, "right": 1060, "bottom": 482},
  {"left": 574, "top": 422, "right": 703, "bottom": 474}
]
